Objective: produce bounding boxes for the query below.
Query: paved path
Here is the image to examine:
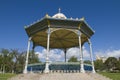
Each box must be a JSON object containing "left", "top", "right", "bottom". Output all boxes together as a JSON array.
[{"left": 8, "top": 73, "right": 112, "bottom": 80}]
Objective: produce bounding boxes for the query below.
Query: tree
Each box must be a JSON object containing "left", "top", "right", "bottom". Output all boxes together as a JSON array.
[
  {"left": 28, "top": 50, "right": 40, "bottom": 64},
  {"left": 94, "top": 59, "right": 105, "bottom": 71},
  {"left": 84, "top": 60, "right": 91, "bottom": 64},
  {"left": 0, "top": 54, "right": 3, "bottom": 73},
  {"left": 116, "top": 58, "right": 120, "bottom": 71},
  {"left": 10, "top": 49, "right": 26, "bottom": 73},
  {"left": 68, "top": 56, "right": 78, "bottom": 62},
  {"left": 104, "top": 57, "right": 117, "bottom": 71},
  {"left": 0, "top": 48, "right": 41, "bottom": 73},
  {"left": 0, "top": 48, "right": 12, "bottom": 73}
]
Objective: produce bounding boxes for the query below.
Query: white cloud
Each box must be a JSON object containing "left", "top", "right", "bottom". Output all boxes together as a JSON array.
[
  {"left": 66, "top": 48, "right": 79, "bottom": 59},
  {"left": 106, "top": 50, "right": 120, "bottom": 57},
  {"left": 35, "top": 49, "right": 46, "bottom": 62},
  {"left": 83, "top": 46, "right": 91, "bottom": 59},
  {"left": 66, "top": 47, "right": 90, "bottom": 60},
  {"left": 35, "top": 47, "right": 92, "bottom": 62},
  {"left": 95, "top": 49, "right": 120, "bottom": 59},
  {"left": 35, "top": 47, "right": 120, "bottom": 62},
  {"left": 49, "top": 49, "right": 64, "bottom": 62},
  {"left": 35, "top": 49, "right": 64, "bottom": 62}
]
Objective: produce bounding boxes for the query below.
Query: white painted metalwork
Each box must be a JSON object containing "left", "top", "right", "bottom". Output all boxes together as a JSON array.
[
  {"left": 44, "top": 28, "right": 51, "bottom": 73},
  {"left": 88, "top": 39, "right": 96, "bottom": 73},
  {"left": 78, "top": 31, "right": 85, "bottom": 73},
  {"left": 23, "top": 37, "right": 32, "bottom": 74}
]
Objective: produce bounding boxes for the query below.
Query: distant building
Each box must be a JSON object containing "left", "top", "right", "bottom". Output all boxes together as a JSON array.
[{"left": 96, "top": 55, "right": 107, "bottom": 63}]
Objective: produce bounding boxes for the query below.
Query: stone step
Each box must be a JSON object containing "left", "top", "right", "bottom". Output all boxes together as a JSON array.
[{"left": 8, "top": 73, "right": 112, "bottom": 80}]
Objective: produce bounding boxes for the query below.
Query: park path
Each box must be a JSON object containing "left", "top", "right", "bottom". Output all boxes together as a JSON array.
[{"left": 8, "top": 73, "right": 112, "bottom": 80}]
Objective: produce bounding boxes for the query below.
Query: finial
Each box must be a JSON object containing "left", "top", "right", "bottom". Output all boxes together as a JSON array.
[
  {"left": 58, "top": 8, "right": 61, "bottom": 13},
  {"left": 70, "top": 17, "right": 73, "bottom": 19},
  {"left": 24, "top": 26, "right": 27, "bottom": 28},
  {"left": 80, "top": 17, "right": 85, "bottom": 21},
  {"left": 45, "top": 13, "right": 50, "bottom": 18},
  {"left": 76, "top": 18, "right": 79, "bottom": 20}
]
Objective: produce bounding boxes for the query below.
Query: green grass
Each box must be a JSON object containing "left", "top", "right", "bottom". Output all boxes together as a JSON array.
[
  {"left": 99, "top": 72, "right": 120, "bottom": 80},
  {"left": 0, "top": 73, "right": 16, "bottom": 80}
]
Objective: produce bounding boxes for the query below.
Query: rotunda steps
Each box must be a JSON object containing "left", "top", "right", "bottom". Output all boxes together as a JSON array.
[{"left": 8, "top": 73, "right": 112, "bottom": 80}]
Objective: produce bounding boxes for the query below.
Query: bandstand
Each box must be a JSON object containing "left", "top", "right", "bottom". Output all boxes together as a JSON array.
[{"left": 23, "top": 9, "right": 95, "bottom": 74}]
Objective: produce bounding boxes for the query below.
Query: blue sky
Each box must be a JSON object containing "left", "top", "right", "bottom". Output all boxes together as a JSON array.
[{"left": 0, "top": 0, "right": 120, "bottom": 60}]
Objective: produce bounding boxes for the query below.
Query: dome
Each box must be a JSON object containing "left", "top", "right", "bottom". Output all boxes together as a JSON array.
[{"left": 52, "top": 13, "right": 67, "bottom": 19}]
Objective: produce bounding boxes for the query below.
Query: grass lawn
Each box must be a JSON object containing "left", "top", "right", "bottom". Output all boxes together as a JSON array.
[
  {"left": 99, "top": 72, "right": 120, "bottom": 80},
  {"left": 0, "top": 73, "right": 16, "bottom": 80}
]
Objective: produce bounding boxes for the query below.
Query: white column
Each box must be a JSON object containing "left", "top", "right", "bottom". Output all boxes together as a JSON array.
[
  {"left": 44, "top": 28, "right": 50, "bottom": 73},
  {"left": 30, "top": 67, "right": 33, "bottom": 73},
  {"left": 23, "top": 37, "right": 32, "bottom": 74},
  {"left": 88, "top": 39, "right": 96, "bottom": 73},
  {"left": 78, "top": 31, "right": 85, "bottom": 73}
]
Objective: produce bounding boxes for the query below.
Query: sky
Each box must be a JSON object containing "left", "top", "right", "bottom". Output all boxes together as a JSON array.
[{"left": 0, "top": 0, "right": 120, "bottom": 61}]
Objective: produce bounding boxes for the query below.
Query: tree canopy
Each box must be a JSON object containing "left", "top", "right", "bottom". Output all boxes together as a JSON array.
[
  {"left": 104, "top": 57, "right": 118, "bottom": 71},
  {"left": 68, "top": 56, "right": 78, "bottom": 62},
  {"left": 94, "top": 57, "right": 120, "bottom": 72},
  {"left": 0, "top": 48, "right": 40, "bottom": 73},
  {"left": 94, "top": 59, "right": 105, "bottom": 71}
]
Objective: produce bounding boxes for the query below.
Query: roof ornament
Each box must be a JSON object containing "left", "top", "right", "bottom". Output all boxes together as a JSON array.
[
  {"left": 59, "top": 8, "right": 61, "bottom": 13},
  {"left": 76, "top": 18, "right": 79, "bottom": 20},
  {"left": 70, "top": 17, "right": 73, "bottom": 20},
  {"left": 45, "top": 13, "right": 51, "bottom": 18},
  {"left": 52, "top": 8, "right": 67, "bottom": 19},
  {"left": 80, "top": 17, "right": 85, "bottom": 21}
]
